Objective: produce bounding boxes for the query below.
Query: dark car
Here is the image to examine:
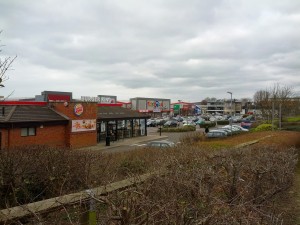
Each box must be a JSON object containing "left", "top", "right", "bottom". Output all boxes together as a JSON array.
[
  {"left": 241, "top": 122, "right": 252, "bottom": 129},
  {"left": 147, "top": 140, "right": 176, "bottom": 148}
]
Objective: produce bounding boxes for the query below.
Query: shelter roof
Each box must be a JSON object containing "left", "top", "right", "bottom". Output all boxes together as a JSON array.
[{"left": 97, "top": 106, "right": 150, "bottom": 120}]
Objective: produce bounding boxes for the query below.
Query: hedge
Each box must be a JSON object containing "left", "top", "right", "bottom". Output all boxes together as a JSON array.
[
  {"left": 199, "top": 122, "right": 216, "bottom": 128},
  {"left": 216, "top": 120, "right": 230, "bottom": 125},
  {"left": 253, "top": 124, "right": 276, "bottom": 132}
]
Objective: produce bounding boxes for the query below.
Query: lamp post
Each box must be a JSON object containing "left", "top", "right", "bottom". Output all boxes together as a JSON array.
[
  {"left": 178, "top": 100, "right": 182, "bottom": 116},
  {"left": 227, "top": 91, "right": 233, "bottom": 136}
]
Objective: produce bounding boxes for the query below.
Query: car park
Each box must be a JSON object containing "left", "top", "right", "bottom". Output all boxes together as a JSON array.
[
  {"left": 163, "top": 120, "right": 178, "bottom": 127},
  {"left": 146, "top": 140, "right": 176, "bottom": 148}
]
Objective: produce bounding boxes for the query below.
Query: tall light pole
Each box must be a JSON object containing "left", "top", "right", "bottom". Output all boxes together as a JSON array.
[{"left": 227, "top": 91, "right": 233, "bottom": 136}]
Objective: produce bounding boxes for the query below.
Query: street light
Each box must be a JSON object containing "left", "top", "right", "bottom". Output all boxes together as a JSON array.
[{"left": 227, "top": 91, "right": 233, "bottom": 136}]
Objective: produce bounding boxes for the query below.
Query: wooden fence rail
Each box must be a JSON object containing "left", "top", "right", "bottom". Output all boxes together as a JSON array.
[{"left": 0, "top": 172, "right": 158, "bottom": 224}]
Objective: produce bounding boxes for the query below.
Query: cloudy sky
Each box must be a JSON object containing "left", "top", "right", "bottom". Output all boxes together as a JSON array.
[{"left": 1, "top": 0, "right": 299, "bottom": 102}]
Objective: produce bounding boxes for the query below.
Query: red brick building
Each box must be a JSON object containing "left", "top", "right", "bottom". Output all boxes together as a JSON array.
[{"left": 0, "top": 100, "right": 149, "bottom": 150}]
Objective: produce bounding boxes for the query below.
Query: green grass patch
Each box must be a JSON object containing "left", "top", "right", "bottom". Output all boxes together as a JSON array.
[
  {"left": 287, "top": 115, "right": 300, "bottom": 122},
  {"left": 253, "top": 124, "right": 276, "bottom": 132}
]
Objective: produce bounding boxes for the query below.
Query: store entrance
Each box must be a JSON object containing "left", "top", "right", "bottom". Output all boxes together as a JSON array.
[{"left": 96, "top": 119, "right": 147, "bottom": 143}]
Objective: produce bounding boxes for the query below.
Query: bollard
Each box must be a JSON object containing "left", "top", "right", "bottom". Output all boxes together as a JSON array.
[{"left": 80, "top": 190, "right": 97, "bottom": 225}]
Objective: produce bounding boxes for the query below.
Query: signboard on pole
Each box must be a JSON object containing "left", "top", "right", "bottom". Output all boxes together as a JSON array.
[{"left": 173, "top": 104, "right": 180, "bottom": 111}]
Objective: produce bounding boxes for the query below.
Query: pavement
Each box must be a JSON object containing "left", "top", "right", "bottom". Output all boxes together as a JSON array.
[
  {"left": 78, "top": 126, "right": 206, "bottom": 152},
  {"left": 78, "top": 134, "right": 169, "bottom": 152}
]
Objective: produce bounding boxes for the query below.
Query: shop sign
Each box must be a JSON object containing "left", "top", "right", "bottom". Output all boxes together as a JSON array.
[
  {"left": 74, "top": 103, "right": 84, "bottom": 116},
  {"left": 81, "top": 96, "right": 100, "bottom": 102},
  {"left": 147, "top": 100, "right": 163, "bottom": 108},
  {"left": 72, "top": 119, "right": 96, "bottom": 132},
  {"left": 139, "top": 109, "right": 149, "bottom": 112},
  {"left": 98, "top": 95, "right": 117, "bottom": 104},
  {"left": 173, "top": 104, "right": 180, "bottom": 110},
  {"left": 147, "top": 100, "right": 165, "bottom": 112}
]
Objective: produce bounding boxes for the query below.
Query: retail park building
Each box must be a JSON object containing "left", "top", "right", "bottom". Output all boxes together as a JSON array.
[
  {"left": 0, "top": 91, "right": 175, "bottom": 150},
  {"left": 0, "top": 90, "right": 244, "bottom": 150}
]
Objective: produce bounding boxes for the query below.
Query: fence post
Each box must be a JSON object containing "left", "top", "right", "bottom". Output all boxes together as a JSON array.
[{"left": 80, "top": 190, "right": 97, "bottom": 225}]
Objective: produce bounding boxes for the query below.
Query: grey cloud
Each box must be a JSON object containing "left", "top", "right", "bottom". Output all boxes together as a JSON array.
[{"left": 0, "top": 0, "right": 299, "bottom": 101}]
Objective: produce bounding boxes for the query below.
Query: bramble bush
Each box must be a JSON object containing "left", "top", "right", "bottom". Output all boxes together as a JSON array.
[
  {"left": 92, "top": 146, "right": 298, "bottom": 225},
  {"left": 254, "top": 123, "right": 275, "bottom": 132},
  {"left": 1, "top": 134, "right": 299, "bottom": 225}
]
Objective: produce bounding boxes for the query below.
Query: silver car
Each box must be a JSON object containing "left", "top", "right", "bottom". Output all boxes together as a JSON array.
[
  {"left": 206, "top": 130, "right": 227, "bottom": 138},
  {"left": 147, "top": 140, "right": 176, "bottom": 148}
]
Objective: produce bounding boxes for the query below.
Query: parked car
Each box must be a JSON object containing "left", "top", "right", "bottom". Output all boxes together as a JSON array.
[
  {"left": 163, "top": 120, "right": 178, "bottom": 127},
  {"left": 241, "top": 122, "right": 252, "bottom": 129},
  {"left": 222, "top": 125, "right": 241, "bottom": 134},
  {"left": 147, "top": 119, "right": 156, "bottom": 127},
  {"left": 206, "top": 130, "right": 227, "bottom": 138},
  {"left": 232, "top": 125, "right": 249, "bottom": 132},
  {"left": 242, "top": 115, "right": 255, "bottom": 122},
  {"left": 231, "top": 116, "right": 243, "bottom": 123},
  {"left": 183, "top": 121, "right": 196, "bottom": 126},
  {"left": 147, "top": 140, "right": 176, "bottom": 148},
  {"left": 155, "top": 119, "right": 167, "bottom": 126},
  {"left": 218, "top": 128, "right": 232, "bottom": 136},
  {"left": 196, "top": 118, "right": 205, "bottom": 125}
]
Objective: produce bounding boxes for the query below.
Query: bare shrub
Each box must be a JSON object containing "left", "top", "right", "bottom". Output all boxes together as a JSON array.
[
  {"left": 1, "top": 142, "right": 298, "bottom": 224},
  {"left": 93, "top": 146, "right": 298, "bottom": 224},
  {"left": 0, "top": 146, "right": 111, "bottom": 208},
  {"left": 180, "top": 131, "right": 206, "bottom": 145}
]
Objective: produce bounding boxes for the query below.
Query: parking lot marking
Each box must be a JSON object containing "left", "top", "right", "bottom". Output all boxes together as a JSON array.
[{"left": 130, "top": 144, "right": 147, "bottom": 147}]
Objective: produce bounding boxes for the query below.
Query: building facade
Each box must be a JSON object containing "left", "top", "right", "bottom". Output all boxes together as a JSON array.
[
  {"left": 0, "top": 92, "right": 150, "bottom": 150},
  {"left": 130, "top": 97, "right": 171, "bottom": 117}
]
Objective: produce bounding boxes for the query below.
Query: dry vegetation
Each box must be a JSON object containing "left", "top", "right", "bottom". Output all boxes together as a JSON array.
[{"left": 0, "top": 130, "right": 299, "bottom": 224}]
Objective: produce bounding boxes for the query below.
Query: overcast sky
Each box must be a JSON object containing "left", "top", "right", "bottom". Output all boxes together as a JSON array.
[{"left": 1, "top": 0, "right": 299, "bottom": 102}]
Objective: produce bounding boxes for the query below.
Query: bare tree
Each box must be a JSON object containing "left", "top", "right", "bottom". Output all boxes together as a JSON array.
[
  {"left": 253, "top": 83, "right": 297, "bottom": 121},
  {"left": 0, "top": 31, "right": 16, "bottom": 88}
]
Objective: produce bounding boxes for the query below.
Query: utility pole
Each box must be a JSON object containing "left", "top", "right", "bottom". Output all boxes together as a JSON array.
[
  {"left": 227, "top": 92, "right": 233, "bottom": 136},
  {"left": 272, "top": 101, "right": 275, "bottom": 131},
  {"left": 279, "top": 103, "right": 282, "bottom": 130}
]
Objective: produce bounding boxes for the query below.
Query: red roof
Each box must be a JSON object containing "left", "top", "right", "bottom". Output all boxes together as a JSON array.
[
  {"left": 0, "top": 101, "right": 47, "bottom": 106},
  {"left": 97, "top": 103, "right": 123, "bottom": 107}
]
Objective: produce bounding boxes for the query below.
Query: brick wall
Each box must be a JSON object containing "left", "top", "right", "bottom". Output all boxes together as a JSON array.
[
  {"left": 0, "top": 102, "right": 98, "bottom": 150},
  {"left": 1, "top": 125, "right": 67, "bottom": 149},
  {"left": 52, "top": 102, "right": 97, "bottom": 149}
]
